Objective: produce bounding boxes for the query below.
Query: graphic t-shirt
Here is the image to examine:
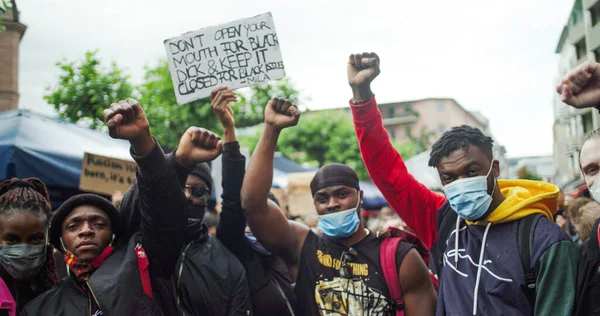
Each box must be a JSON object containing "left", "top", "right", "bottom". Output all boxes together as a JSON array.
[{"left": 294, "top": 230, "right": 413, "bottom": 315}]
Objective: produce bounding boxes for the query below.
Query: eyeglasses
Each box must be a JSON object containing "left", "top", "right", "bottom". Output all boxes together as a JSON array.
[
  {"left": 184, "top": 185, "right": 210, "bottom": 199},
  {"left": 339, "top": 247, "right": 358, "bottom": 279}
]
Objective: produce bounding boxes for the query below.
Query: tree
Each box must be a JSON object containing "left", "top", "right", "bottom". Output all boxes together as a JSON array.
[
  {"left": 46, "top": 52, "right": 301, "bottom": 149},
  {"left": 138, "top": 59, "right": 301, "bottom": 149},
  {"left": 44, "top": 51, "right": 133, "bottom": 129},
  {"left": 270, "top": 110, "right": 416, "bottom": 180},
  {"left": 405, "top": 125, "right": 436, "bottom": 155},
  {"left": 518, "top": 166, "right": 542, "bottom": 181}
]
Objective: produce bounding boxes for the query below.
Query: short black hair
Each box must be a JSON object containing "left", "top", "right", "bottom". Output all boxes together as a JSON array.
[{"left": 428, "top": 125, "right": 494, "bottom": 167}]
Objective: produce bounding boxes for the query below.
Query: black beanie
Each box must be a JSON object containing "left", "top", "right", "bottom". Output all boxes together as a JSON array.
[
  {"left": 50, "top": 194, "right": 122, "bottom": 252},
  {"left": 190, "top": 162, "right": 213, "bottom": 190},
  {"left": 310, "top": 163, "right": 360, "bottom": 196}
]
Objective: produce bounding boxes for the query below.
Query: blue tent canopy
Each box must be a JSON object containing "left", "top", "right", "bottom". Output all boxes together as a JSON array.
[{"left": 0, "top": 110, "right": 131, "bottom": 189}]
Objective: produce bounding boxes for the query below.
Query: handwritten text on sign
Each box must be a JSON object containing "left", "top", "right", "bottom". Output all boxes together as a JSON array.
[
  {"left": 79, "top": 153, "right": 137, "bottom": 196},
  {"left": 164, "top": 12, "right": 286, "bottom": 104}
]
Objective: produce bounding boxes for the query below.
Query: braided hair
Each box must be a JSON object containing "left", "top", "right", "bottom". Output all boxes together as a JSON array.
[
  {"left": 0, "top": 178, "right": 58, "bottom": 290},
  {"left": 428, "top": 125, "right": 494, "bottom": 167}
]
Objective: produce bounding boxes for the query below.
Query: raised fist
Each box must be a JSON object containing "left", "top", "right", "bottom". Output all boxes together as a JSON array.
[
  {"left": 264, "top": 98, "right": 300, "bottom": 131},
  {"left": 211, "top": 87, "right": 237, "bottom": 129},
  {"left": 348, "top": 52, "right": 380, "bottom": 88},
  {"left": 556, "top": 61, "right": 600, "bottom": 109},
  {"left": 103, "top": 99, "right": 150, "bottom": 141},
  {"left": 175, "top": 127, "right": 224, "bottom": 168}
]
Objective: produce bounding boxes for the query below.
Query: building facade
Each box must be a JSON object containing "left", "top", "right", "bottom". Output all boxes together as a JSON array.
[
  {"left": 0, "top": 7, "right": 27, "bottom": 112},
  {"left": 553, "top": 0, "right": 600, "bottom": 187}
]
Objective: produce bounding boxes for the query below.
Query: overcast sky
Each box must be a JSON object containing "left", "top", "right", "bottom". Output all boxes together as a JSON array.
[{"left": 16, "top": 0, "right": 573, "bottom": 157}]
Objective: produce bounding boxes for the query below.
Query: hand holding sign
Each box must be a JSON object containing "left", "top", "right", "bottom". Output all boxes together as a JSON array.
[
  {"left": 556, "top": 61, "right": 600, "bottom": 109},
  {"left": 176, "top": 127, "right": 224, "bottom": 168},
  {"left": 348, "top": 52, "right": 380, "bottom": 103},
  {"left": 103, "top": 99, "right": 154, "bottom": 155},
  {"left": 264, "top": 98, "right": 300, "bottom": 131},
  {"left": 211, "top": 87, "right": 238, "bottom": 129}
]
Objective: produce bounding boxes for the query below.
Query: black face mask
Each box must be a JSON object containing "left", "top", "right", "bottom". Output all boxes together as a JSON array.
[{"left": 185, "top": 203, "right": 206, "bottom": 238}]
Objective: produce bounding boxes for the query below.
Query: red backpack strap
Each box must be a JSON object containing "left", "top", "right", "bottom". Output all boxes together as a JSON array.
[
  {"left": 135, "top": 243, "right": 153, "bottom": 298},
  {"left": 380, "top": 237, "right": 404, "bottom": 315}
]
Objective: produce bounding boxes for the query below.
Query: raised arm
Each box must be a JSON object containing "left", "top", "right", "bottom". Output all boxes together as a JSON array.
[
  {"left": 209, "top": 88, "right": 252, "bottom": 259},
  {"left": 556, "top": 60, "right": 600, "bottom": 109},
  {"left": 241, "top": 98, "right": 309, "bottom": 265},
  {"left": 347, "top": 53, "right": 446, "bottom": 248},
  {"left": 104, "top": 98, "right": 186, "bottom": 278}
]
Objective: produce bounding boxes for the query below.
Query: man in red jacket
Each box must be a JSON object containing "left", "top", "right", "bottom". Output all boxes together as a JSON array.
[{"left": 349, "top": 52, "right": 577, "bottom": 315}]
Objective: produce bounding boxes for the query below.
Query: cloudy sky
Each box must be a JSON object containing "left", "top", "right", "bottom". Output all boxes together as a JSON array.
[{"left": 16, "top": 0, "right": 573, "bottom": 157}]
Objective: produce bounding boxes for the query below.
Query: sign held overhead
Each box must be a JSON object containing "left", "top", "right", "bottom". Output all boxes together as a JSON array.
[{"left": 164, "top": 12, "right": 286, "bottom": 104}]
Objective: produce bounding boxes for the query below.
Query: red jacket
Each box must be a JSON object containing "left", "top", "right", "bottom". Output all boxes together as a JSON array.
[{"left": 350, "top": 96, "right": 446, "bottom": 249}]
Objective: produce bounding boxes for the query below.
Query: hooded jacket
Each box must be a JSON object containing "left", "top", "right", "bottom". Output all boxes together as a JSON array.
[
  {"left": 24, "top": 140, "right": 186, "bottom": 316},
  {"left": 119, "top": 152, "right": 252, "bottom": 316},
  {"left": 350, "top": 97, "right": 579, "bottom": 315}
]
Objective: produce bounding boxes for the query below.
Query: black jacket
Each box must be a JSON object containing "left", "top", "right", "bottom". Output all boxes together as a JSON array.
[
  {"left": 119, "top": 149, "right": 252, "bottom": 316},
  {"left": 575, "top": 217, "right": 600, "bottom": 316},
  {"left": 216, "top": 142, "right": 297, "bottom": 316},
  {"left": 24, "top": 140, "right": 186, "bottom": 315}
]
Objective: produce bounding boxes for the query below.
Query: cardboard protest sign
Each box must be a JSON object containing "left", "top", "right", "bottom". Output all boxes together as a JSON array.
[
  {"left": 164, "top": 12, "right": 286, "bottom": 104},
  {"left": 79, "top": 152, "right": 137, "bottom": 196}
]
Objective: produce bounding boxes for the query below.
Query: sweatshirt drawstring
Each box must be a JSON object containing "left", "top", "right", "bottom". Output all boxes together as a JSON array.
[
  {"left": 472, "top": 222, "right": 492, "bottom": 315},
  {"left": 454, "top": 215, "right": 461, "bottom": 268}
]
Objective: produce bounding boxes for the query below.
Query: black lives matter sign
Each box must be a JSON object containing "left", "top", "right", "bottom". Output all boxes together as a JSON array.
[{"left": 164, "top": 12, "right": 286, "bottom": 104}]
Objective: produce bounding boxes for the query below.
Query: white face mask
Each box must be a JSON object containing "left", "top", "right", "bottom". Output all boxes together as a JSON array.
[{"left": 588, "top": 177, "right": 600, "bottom": 204}]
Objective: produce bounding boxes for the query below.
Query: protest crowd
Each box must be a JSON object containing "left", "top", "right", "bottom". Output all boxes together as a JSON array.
[{"left": 3, "top": 8, "right": 600, "bottom": 316}]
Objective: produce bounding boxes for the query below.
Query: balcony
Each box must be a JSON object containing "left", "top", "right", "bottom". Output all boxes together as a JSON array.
[{"left": 382, "top": 115, "right": 418, "bottom": 127}]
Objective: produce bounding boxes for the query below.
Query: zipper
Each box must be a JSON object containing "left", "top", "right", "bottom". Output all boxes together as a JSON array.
[
  {"left": 275, "top": 281, "right": 295, "bottom": 316},
  {"left": 86, "top": 281, "right": 102, "bottom": 313},
  {"left": 176, "top": 242, "right": 193, "bottom": 316}
]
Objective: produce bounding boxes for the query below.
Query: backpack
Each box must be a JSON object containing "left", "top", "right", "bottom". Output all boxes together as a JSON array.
[
  {"left": 435, "top": 211, "right": 544, "bottom": 303},
  {"left": 379, "top": 227, "right": 439, "bottom": 316}
]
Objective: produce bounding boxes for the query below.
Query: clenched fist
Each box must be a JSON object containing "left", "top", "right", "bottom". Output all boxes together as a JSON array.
[
  {"left": 175, "top": 127, "right": 224, "bottom": 168},
  {"left": 348, "top": 52, "right": 380, "bottom": 103},
  {"left": 556, "top": 61, "right": 600, "bottom": 109},
  {"left": 264, "top": 98, "right": 300, "bottom": 131},
  {"left": 104, "top": 99, "right": 154, "bottom": 155}
]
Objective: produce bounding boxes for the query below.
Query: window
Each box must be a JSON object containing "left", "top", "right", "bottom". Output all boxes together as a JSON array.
[
  {"left": 591, "top": 1, "right": 600, "bottom": 26},
  {"left": 575, "top": 38, "right": 587, "bottom": 60},
  {"left": 436, "top": 100, "right": 444, "bottom": 112},
  {"left": 438, "top": 123, "right": 446, "bottom": 133},
  {"left": 403, "top": 104, "right": 414, "bottom": 116},
  {"left": 582, "top": 112, "right": 594, "bottom": 134},
  {"left": 572, "top": 0, "right": 584, "bottom": 26},
  {"left": 594, "top": 46, "right": 600, "bottom": 62},
  {"left": 388, "top": 107, "right": 395, "bottom": 118}
]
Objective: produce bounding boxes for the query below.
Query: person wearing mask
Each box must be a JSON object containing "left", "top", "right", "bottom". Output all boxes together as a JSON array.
[
  {"left": 556, "top": 61, "right": 600, "bottom": 315},
  {"left": 24, "top": 98, "right": 190, "bottom": 315},
  {"left": 0, "top": 178, "right": 58, "bottom": 314},
  {"left": 349, "top": 52, "right": 578, "bottom": 315},
  {"left": 211, "top": 88, "right": 297, "bottom": 315},
  {"left": 119, "top": 123, "right": 252, "bottom": 315},
  {"left": 241, "top": 97, "right": 437, "bottom": 315}
]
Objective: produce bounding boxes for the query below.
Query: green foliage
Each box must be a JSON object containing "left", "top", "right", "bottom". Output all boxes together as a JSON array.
[
  {"left": 518, "top": 166, "right": 542, "bottom": 181},
  {"left": 1, "top": 1, "right": 13, "bottom": 32},
  {"left": 44, "top": 51, "right": 133, "bottom": 129},
  {"left": 45, "top": 52, "right": 302, "bottom": 150},
  {"left": 405, "top": 125, "right": 436, "bottom": 154}
]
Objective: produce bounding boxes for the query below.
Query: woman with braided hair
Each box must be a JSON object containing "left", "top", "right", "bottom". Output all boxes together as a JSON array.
[{"left": 0, "top": 178, "right": 58, "bottom": 314}]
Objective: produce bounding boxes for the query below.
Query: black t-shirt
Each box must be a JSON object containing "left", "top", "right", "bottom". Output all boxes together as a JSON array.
[{"left": 294, "top": 230, "right": 413, "bottom": 316}]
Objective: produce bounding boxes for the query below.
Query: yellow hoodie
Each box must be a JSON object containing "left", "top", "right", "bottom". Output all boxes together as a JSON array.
[{"left": 467, "top": 179, "right": 559, "bottom": 226}]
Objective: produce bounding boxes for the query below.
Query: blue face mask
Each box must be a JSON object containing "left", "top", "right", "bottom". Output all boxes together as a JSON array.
[
  {"left": 317, "top": 198, "right": 361, "bottom": 239},
  {"left": 443, "top": 162, "right": 496, "bottom": 221}
]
